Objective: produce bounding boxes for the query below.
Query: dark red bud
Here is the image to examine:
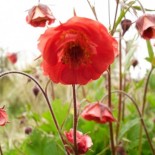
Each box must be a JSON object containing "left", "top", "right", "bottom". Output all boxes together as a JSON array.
[
  {"left": 132, "top": 59, "right": 138, "bottom": 67},
  {"left": 116, "top": 146, "right": 127, "bottom": 155},
  {"left": 32, "top": 86, "right": 39, "bottom": 96},
  {"left": 25, "top": 127, "right": 32, "bottom": 134},
  {"left": 121, "top": 19, "right": 132, "bottom": 36}
]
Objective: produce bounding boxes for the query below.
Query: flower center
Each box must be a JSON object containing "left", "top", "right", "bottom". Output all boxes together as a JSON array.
[{"left": 61, "top": 42, "right": 90, "bottom": 67}]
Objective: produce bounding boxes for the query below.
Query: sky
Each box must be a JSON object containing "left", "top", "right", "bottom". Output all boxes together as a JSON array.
[{"left": 0, "top": 0, "right": 155, "bottom": 76}]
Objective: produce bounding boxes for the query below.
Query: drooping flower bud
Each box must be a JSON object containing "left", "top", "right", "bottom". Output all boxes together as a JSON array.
[
  {"left": 32, "top": 86, "right": 39, "bottom": 96},
  {"left": 121, "top": 19, "right": 132, "bottom": 36},
  {"left": 81, "top": 102, "right": 116, "bottom": 124},
  {"left": 25, "top": 127, "right": 32, "bottom": 135},
  {"left": 0, "top": 106, "right": 8, "bottom": 126},
  {"left": 7, "top": 53, "right": 17, "bottom": 64},
  {"left": 26, "top": 3, "right": 55, "bottom": 27},
  {"left": 136, "top": 14, "right": 155, "bottom": 40},
  {"left": 131, "top": 59, "right": 138, "bottom": 68}
]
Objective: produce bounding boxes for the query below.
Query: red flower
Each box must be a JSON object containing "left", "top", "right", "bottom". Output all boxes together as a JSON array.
[
  {"left": 7, "top": 53, "right": 17, "bottom": 64},
  {"left": 81, "top": 102, "right": 116, "bottom": 124},
  {"left": 136, "top": 14, "right": 155, "bottom": 40},
  {"left": 26, "top": 4, "right": 55, "bottom": 27},
  {"left": 64, "top": 129, "right": 93, "bottom": 154},
  {"left": 0, "top": 106, "right": 8, "bottom": 126},
  {"left": 38, "top": 16, "right": 118, "bottom": 85}
]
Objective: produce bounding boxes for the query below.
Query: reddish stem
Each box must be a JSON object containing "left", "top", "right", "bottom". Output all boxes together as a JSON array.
[{"left": 72, "top": 84, "right": 78, "bottom": 155}]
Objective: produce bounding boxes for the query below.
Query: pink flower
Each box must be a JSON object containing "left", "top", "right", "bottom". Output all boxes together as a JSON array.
[
  {"left": 7, "top": 53, "right": 17, "bottom": 64},
  {"left": 64, "top": 129, "right": 93, "bottom": 154},
  {"left": 26, "top": 4, "right": 55, "bottom": 27},
  {"left": 81, "top": 102, "right": 116, "bottom": 124},
  {"left": 136, "top": 14, "right": 155, "bottom": 40},
  {"left": 0, "top": 106, "right": 8, "bottom": 126}
]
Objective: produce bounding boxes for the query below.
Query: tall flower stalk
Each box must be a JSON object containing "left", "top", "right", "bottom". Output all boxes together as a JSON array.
[
  {"left": 107, "top": 67, "right": 115, "bottom": 155},
  {"left": 72, "top": 84, "right": 78, "bottom": 155},
  {"left": 116, "top": 32, "right": 122, "bottom": 142},
  {"left": 138, "top": 67, "right": 154, "bottom": 154}
]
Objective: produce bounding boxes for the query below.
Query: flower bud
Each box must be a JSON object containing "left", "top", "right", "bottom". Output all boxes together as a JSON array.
[
  {"left": 136, "top": 14, "right": 155, "bottom": 40},
  {"left": 0, "top": 106, "right": 8, "bottom": 126},
  {"left": 32, "top": 86, "right": 39, "bottom": 96},
  {"left": 25, "top": 127, "right": 32, "bottom": 134},
  {"left": 7, "top": 53, "right": 17, "bottom": 64},
  {"left": 132, "top": 59, "right": 138, "bottom": 68},
  {"left": 26, "top": 4, "right": 55, "bottom": 27},
  {"left": 121, "top": 19, "right": 132, "bottom": 36}
]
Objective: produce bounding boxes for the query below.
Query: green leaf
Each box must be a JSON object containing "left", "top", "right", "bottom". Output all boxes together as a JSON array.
[
  {"left": 118, "top": 118, "right": 140, "bottom": 140},
  {"left": 132, "top": 6, "right": 155, "bottom": 11},
  {"left": 21, "top": 129, "right": 65, "bottom": 155}
]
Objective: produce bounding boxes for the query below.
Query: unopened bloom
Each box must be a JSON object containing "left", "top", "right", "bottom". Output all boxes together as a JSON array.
[
  {"left": 64, "top": 129, "right": 93, "bottom": 154},
  {"left": 38, "top": 16, "right": 118, "bottom": 85},
  {"left": 0, "top": 106, "right": 8, "bottom": 126},
  {"left": 136, "top": 14, "right": 155, "bottom": 40},
  {"left": 81, "top": 102, "right": 116, "bottom": 124},
  {"left": 121, "top": 19, "right": 132, "bottom": 35},
  {"left": 32, "top": 86, "right": 39, "bottom": 97},
  {"left": 7, "top": 53, "right": 17, "bottom": 64},
  {"left": 26, "top": 3, "right": 55, "bottom": 27}
]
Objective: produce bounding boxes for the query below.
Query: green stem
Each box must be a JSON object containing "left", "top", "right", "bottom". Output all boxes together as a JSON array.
[
  {"left": 0, "top": 71, "right": 69, "bottom": 155},
  {"left": 107, "top": 67, "right": 115, "bottom": 155},
  {"left": 86, "top": 0, "right": 98, "bottom": 21},
  {"left": 72, "top": 84, "right": 78, "bottom": 155},
  {"left": 139, "top": 67, "right": 154, "bottom": 154},
  {"left": 142, "top": 67, "right": 154, "bottom": 115},
  {"left": 108, "top": 0, "right": 111, "bottom": 29},
  {"left": 111, "top": 0, "right": 119, "bottom": 35},
  {"left": 136, "top": 0, "right": 145, "bottom": 13},
  {"left": 116, "top": 32, "right": 122, "bottom": 142},
  {"left": 102, "top": 90, "right": 155, "bottom": 154}
]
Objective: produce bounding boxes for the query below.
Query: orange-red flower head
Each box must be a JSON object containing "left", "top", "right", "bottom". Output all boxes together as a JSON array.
[
  {"left": 7, "top": 53, "right": 17, "bottom": 64},
  {"left": 136, "top": 14, "right": 155, "bottom": 40},
  {"left": 26, "top": 4, "right": 55, "bottom": 27},
  {"left": 81, "top": 102, "right": 116, "bottom": 124},
  {"left": 0, "top": 106, "right": 8, "bottom": 126},
  {"left": 64, "top": 129, "right": 93, "bottom": 154},
  {"left": 38, "top": 16, "right": 118, "bottom": 85}
]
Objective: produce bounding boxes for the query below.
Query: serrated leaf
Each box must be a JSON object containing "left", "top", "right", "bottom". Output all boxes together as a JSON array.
[{"left": 21, "top": 130, "right": 65, "bottom": 155}]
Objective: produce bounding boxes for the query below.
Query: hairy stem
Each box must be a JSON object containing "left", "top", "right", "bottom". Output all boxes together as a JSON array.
[
  {"left": 86, "top": 0, "right": 98, "bottom": 21},
  {"left": 116, "top": 32, "right": 122, "bottom": 142},
  {"left": 107, "top": 67, "right": 115, "bottom": 155},
  {"left": 108, "top": 0, "right": 111, "bottom": 29},
  {"left": 72, "top": 84, "right": 78, "bottom": 155},
  {"left": 0, "top": 71, "right": 69, "bottom": 155},
  {"left": 139, "top": 67, "right": 154, "bottom": 154},
  {"left": 142, "top": 67, "right": 154, "bottom": 115},
  {"left": 111, "top": 0, "right": 119, "bottom": 35}
]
